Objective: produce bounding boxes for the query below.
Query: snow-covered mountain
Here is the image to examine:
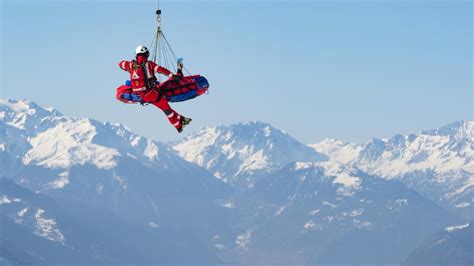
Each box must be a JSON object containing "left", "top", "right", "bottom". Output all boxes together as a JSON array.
[
  {"left": 311, "top": 121, "right": 474, "bottom": 218},
  {"left": 0, "top": 178, "right": 219, "bottom": 264},
  {"left": 310, "top": 138, "right": 363, "bottom": 164},
  {"left": 0, "top": 99, "right": 233, "bottom": 263},
  {"left": 0, "top": 178, "right": 147, "bottom": 264},
  {"left": 221, "top": 161, "right": 460, "bottom": 264},
  {"left": 403, "top": 222, "right": 473, "bottom": 266},
  {"left": 1, "top": 99, "right": 471, "bottom": 265},
  {"left": 172, "top": 122, "right": 327, "bottom": 188},
  {"left": 0, "top": 99, "right": 188, "bottom": 172}
]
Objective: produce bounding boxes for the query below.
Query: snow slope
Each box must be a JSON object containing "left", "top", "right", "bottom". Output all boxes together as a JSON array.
[
  {"left": 403, "top": 222, "right": 473, "bottom": 266},
  {"left": 172, "top": 121, "right": 327, "bottom": 188},
  {"left": 0, "top": 99, "right": 183, "bottom": 171},
  {"left": 0, "top": 99, "right": 232, "bottom": 251},
  {"left": 1, "top": 99, "right": 469, "bottom": 265},
  {"left": 0, "top": 178, "right": 221, "bottom": 265},
  {"left": 224, "top": 161, "right": 460, "bottom": 264},
  {"left": 311, "top": 121, "right": 474, "bottom": 217}
]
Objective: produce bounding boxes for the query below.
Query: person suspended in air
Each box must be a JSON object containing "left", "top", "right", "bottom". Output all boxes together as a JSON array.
[
  {"left": 115, "top": 9, "right": 209, "bottom": 133},
  {"left": 118, "top": 45, "right": 192, "bottom": 133}
]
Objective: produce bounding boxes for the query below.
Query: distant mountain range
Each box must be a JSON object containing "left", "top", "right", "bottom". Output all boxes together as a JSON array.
[
  {"left": 310, "top": 121, "right": 474, "bottom": 219},
  {"left": 1, "top": 99, "right": 471, "bottom": 265},
  {"left": 172, "top": 121, "right": 327, "bottom": 188},
  {"left": 220, "top": 161, "right": 460, "bottom": 264},
  {"left": 403, "top": 222, "right": 473, "bottom": 266},
  {"left": 0, "top": 99, "right": 229, "bottom": 264}
]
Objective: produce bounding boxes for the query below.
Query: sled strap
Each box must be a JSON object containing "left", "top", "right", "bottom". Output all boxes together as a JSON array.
[
  {"left": 140, "top": 63, "right": 152, "bottom": 90},
  {"left": 141, "top": 62, "right": 160, "bottom": 90},
  {"left": 132, "top": 87, "right": 147, "bottom": 92}
]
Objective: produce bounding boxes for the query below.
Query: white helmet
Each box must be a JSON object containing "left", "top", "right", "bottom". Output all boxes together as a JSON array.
[{"left": 135, "top": 45, "right": 149, "bottom": 55}]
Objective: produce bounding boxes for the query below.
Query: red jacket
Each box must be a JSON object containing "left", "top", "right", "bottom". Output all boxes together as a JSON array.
[{"left": 119, "top": 55, "right": 172, "bottom": 92}]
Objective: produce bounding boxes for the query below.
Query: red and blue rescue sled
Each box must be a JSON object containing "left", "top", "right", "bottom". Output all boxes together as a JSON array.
[{"left": 116, "top": 75, "right": 209, "bottom": 104}]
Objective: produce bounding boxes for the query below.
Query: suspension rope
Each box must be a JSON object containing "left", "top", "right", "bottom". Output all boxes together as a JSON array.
[
  {"left": 161, "top": 32, "right": 178, "bottom": 61},
  {"left": 150, "top": 7, "right": 192, "bottom": 76},
  {"left": 156, "top": 29, "right": 160, "bottom": 63},
  {"left": 166, "top": 42, "right": 176, "bottom": 71},
  {"left": 182, "top": 64, "right": 192, "bottom": 76},
  {"left": 163, "top": 37, "right": 176, "bottom": 72},
  {"left": 157, "top": 34, "right": 163, "bottom": 82},
  {"left": 151, "top": 27, "right": 160, "bottom": 63}
]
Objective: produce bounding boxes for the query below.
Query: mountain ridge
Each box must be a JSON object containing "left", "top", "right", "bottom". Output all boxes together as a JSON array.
[
  {"left": 1, "top": 98, "right": 471, "bottom": 265},
  {"left": 172, "top": 121, "right": 328, "bottom": 188},
  {"left": 310, "top": 120, "right": 474, "bottom": 218}
]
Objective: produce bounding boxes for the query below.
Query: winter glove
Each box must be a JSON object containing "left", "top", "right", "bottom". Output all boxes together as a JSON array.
[{"left": 168, "top": 73, "right": 181, "bottom": 81}]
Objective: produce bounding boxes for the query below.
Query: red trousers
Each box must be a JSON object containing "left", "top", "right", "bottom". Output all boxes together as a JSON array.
[{"left": 138, "top": 89, "right": 182, "bottom": 129}]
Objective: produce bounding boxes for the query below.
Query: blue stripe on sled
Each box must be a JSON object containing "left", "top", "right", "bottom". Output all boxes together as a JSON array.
[
  {"left": 166, "top": 91, "right": 198, "bottom": 103},
  {"left": 121, "top": 93, "right": 142, "bottom": 102},
  {"left": 195, "top": 76, "right": 209, "bottom": 89}
]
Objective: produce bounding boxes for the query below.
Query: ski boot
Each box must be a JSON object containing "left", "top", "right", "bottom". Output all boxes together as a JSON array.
[{"left": 177, "top": 116, "right": 192, "bottom": 133}]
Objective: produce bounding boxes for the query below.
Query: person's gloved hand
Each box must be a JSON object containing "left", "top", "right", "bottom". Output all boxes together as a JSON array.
[{"left": 167, "top": 72, "right": 182, "bottom": 81}]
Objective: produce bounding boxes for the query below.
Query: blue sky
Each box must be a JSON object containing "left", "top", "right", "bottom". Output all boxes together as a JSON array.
[{"left": 1, "top": 0, "right": 472, "bottom": 144}]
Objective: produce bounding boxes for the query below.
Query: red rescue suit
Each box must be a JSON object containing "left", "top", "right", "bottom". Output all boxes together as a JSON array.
[{"left": 119, "top": 55, "right": 183, "bottom": 130}]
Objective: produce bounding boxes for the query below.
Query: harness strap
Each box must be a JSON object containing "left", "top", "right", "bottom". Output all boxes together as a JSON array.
[{"left": 140, "top": 63, "right": 153, "bottom": 90}]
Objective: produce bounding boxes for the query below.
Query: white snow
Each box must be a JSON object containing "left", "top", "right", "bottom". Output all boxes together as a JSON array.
[
  {"left": 172, "top": 122, "right": 326, "bottom": 184},
  {"left": 311, "top": 121, "right": 474, "bottom": 203},
  {"left": 173, "top": 127, "right": 219, "bottom": 166},
  {"left": 0, "top": 101, "right": 34, "bottom": 129},
  {"left": 445, "top": 223, "right": 469, "bottom": 233},
  {"left": 332, "top": 173, "right": 360, "bottom": 187},
  {"left": 323, "top": 201, "right": 337, "bottom": 209},
  {"left": 275, "top": 206, "right": 286, "bottom": 216},
  {"left": 358, "top": 133, "right": 472, "bottom": 179},
  {"left": 1, "top": 100, "right": 175, "bottom": 178},
  {"left": 311, "top": 162, "right": 363, "bottom": 196},
  {"left": 221, "top": 202, "right": 235, "bottom": 209},
  {"left": 23, "top": 119, "right": 120, "bottom": 169},
  {"left": 324, "top": 216, "right": 334, "bottom": 223},
  {"left": 18, "top": 207, "right": 28, "bottom": 217},
  {"left": 236, "top": 229, "right": 252, "bottom": 249},
  {"left": 146, "top": 222, "right": 160, "bottom": 228},
  {"left": 388, "top": 199, "right": 409, "bottom": 211},
  {"left": 454, "top": 202, "right": 470, "bottom": 208},
  {"left": 143, "top": 140, "right": 159, "bottom": 161},
  {"left": 0, "top": 195, "right": 12, "bottom": 204},
  {"left": 48, "top": 172, "right": 70, "bottom": 189},
  {"left": 15, "top": 208, "right": 28, "bottom": 224},
  {"left": 292, "top": 162, "right": 363, "bottom": 196},
  {"left": 235, "top": 148, "right": 271, "bottom": 175},
  {"left": 395, "top": 198, "right": 408, "bottom": 205},
  {"left": 352, "top": 219, "right": 373, "bottom": 229},
  {"left": 0, "top": 99, "right": 36, "bottom": 114},
  {"left": 114, "top": 175, "right": 127, "bottom": 190},
  {"left": 96, "top": 184, "right": 104, "bottom": 194},
  {"left": 294, "top": 162, "right": 313, "bottom": 171},
  {"left": 34, "top": 209, "right": 65, "bottom": 244},
  {"left": 435, "top": 238, "right": 448, "bottom": 245},
  {"left": 263, "top": 126, "right": 272, "bottom": 137},
  {"left": 310, "top": 138, "right": 362, "bottom": 164},
  {"left": 323, "top": 162, "right": 361, "bottom": 187},
  {"left": 304, "top": 220, "right": 323, "bottom": 230},
  {"left": 343, "top": 208, "right": 364, "bottom": 217}
]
